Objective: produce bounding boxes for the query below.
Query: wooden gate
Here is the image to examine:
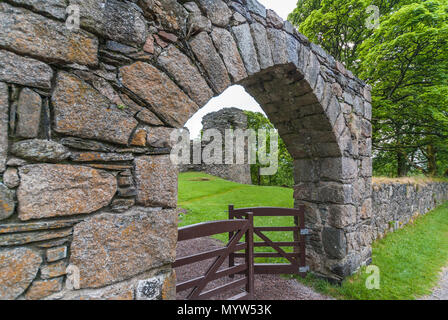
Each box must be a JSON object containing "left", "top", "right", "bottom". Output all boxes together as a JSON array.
[
  {"left": 173, "top": 206, "right": 308, "bottom": 300},
  {"left": 173, "top": 215, "right": 254, "bottom": 300},
  {"left": 229, "top": 206, "right": 308, "bottom": 277}
]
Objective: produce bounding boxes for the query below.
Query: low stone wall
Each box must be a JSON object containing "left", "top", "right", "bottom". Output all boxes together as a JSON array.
[
  {"left": 371, "top": 179, "right": 448, "bottom": 238},
  {"left": 180, "top": 162, "right": 252, "bottom": 185}
]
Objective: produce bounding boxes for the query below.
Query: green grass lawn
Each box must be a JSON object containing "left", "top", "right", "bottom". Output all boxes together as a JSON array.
[
  {"left": 178, "top": 172, "right": 294, "bottom": 224},
  {"left": 178, "top": 172, "right": 448, "bottom": 300},
  {"left": 178, "top": 172, "right": 295, "bottom": 264}
]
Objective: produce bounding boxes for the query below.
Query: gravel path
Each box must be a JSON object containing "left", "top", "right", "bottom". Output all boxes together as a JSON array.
[
  {"left": 421, "top": 266, "right": 448, "bottom": 300},
  {"left": 175, "top": 237, "right": 331, "bottom": 300}
]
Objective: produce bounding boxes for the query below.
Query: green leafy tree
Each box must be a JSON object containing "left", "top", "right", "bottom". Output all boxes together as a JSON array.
[
  {"left": 244, "top": 111, "right": 294, "bottom": 187},
  {"left": 289, "top": 0, "right": 373, "bottom": 69},
  {"left": 288, "top": 0, "right": 423, "bottom": 70},
  {"left": 288, "top": 0, "right": 448, "bottom": 177},
  {"left": 288, "top": 0, "right": 323, "bottom": 26},
  {"left": 359, "top": 0, "right": 448, "bottom": 176}
]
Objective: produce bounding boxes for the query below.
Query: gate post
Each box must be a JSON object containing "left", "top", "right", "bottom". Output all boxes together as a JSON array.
[
  {"left": 228, "top": 204, "right": 235, "bottom": 275},
  {"left": 298, "top": 206, "right": 307, "bottom": 278},
  {"left": 245, "top": 213, "right": 254, "bottom": 299}
]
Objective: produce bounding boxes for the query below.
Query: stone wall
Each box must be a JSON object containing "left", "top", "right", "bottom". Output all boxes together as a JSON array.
[
  {"left": 0, "top": 0, "right": 179, "bottom": 300},
  {"left": 371, "top": 179, "right": 448, "bottom": 239},
  {"left": 179, "top": 107, "right": 252, "bottom": 185},
  {"left": 0, "top": 0, "right": 372, "bottom": 298}
]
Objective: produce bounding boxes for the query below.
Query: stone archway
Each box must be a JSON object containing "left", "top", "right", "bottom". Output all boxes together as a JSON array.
[
  {"left": 0, "top": 0, "right": 372, "bottom": 299},
  {"left": 117, "top": 0, "right": 373, "bottom": 282}
]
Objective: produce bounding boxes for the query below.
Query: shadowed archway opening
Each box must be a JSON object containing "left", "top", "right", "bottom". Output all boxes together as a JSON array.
[
  {"left": 111, "top": 1, "right": 372, "bottom": 282},
  {"left": 174, "top": 55, "right": 371, "bottom": 282}
]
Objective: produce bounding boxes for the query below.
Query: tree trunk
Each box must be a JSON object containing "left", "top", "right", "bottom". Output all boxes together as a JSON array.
[
  {"left": 397, "top": 151, "right": 408, "bottom": 177},
  {"left": 427, "top": 145, "right": 437, "bottom": 176}
]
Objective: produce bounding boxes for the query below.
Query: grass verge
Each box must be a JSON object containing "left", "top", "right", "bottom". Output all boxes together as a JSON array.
[{"left": 292, "top": 202, "right": 448, "bottom": 300}]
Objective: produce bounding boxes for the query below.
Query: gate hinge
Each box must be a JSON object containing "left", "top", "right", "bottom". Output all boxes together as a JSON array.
[
  {"left": 299, "top": 266, "right": 310, "bottom": 273},
  {"left": 300, "top": 228, "right": 310, "bottom": 235}
]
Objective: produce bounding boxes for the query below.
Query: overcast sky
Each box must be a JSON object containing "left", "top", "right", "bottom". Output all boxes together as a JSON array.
[{"left": 185, "top": 0, "right": 298, "bottom": 138}]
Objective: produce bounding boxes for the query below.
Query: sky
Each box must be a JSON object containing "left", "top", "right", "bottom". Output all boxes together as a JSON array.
[{"left": 184, "top": 0, "right": 298, "bottom": 138}]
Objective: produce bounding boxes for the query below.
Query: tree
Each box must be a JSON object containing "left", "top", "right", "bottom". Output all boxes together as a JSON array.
[
  {"left": 288, "top": 0, "right": 448, "bottom": 177},
  {"left": 289, "top": 0, "right": 373, "bottom": 69},
  {"left": 288, "top": 0, "right": 424, "bottom": 70},
  {"left": 244, "top": 111, "right": 294, "bottom": 187},
  {"left": 288, "top": 0, "right": 323, "bottom": 26},
  {"left": 359, "top": 0, "right": 448, "bottom": 176}
]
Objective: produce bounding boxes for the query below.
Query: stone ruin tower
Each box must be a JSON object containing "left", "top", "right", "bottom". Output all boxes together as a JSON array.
[{"left": 180, "top": 107, "right": 252, "bottom": 185}]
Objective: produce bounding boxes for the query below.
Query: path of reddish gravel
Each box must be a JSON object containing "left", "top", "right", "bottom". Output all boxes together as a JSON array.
[{"left": 175, "top": 237, "right": 332, "bottom": 300}]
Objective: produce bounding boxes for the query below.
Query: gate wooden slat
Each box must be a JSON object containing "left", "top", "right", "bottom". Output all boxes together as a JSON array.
[
  {"left": 253, "top": 241, "right": 300, "bottom": 247},
  {"left": 298, "top": 206, "right": 307, "bottom": 278},
  {"left": 245, "top": 213, "right": 255, "bottom": 296},
  {"left": 293, "top": 216, "right": 300, "bottom": 266},
  {"left": 197, "top": 278, "right": 247, "bottom": 300},
  {"left": 173, "top": 243, "right": 246, "bottom": 268},
  {"left": 233, "top": 252, "right": 297, "bottom": 258},
  {"left": 256, "top": 226, "right": 299, "bottom": 232},
  {"left": 176, "top": 264, "right": 247, "bottom": 293},
  {"left": 253, "top": 229, "right": 298, "bottom": 265},
  {"left": 178, "top": 220, "right": 249, "bottom": 241},
  {"left": 254, "top": 264, "right": 299, "bottom": 274}
]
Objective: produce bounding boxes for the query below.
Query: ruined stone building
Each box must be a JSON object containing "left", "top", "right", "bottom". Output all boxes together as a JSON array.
[{"left": 179, "top": 107, "right": 252, "bottom": 185}]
